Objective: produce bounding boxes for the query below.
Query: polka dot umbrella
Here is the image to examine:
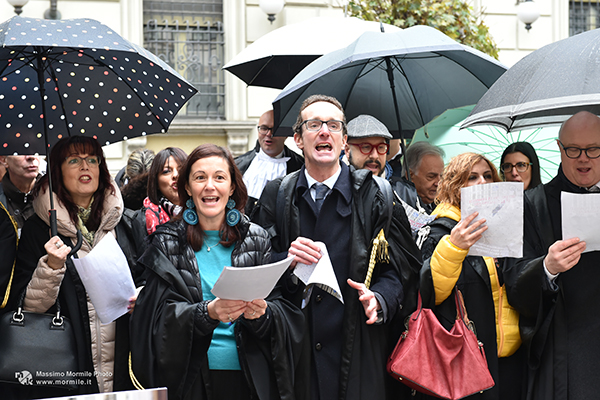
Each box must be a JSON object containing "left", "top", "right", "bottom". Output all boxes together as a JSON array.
[
  {"left": 0, "top": 16, "right": 197, "bottom": 237},
  {"left": 0, "top": 16, "right": 197, "bottom": 154}
]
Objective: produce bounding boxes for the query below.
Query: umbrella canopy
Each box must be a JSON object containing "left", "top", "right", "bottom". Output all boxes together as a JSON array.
[
  {"left": 223, "top": 16, "right": 401, "bottom": 89},
  {"left": 0, "top": 16, "right": 197, "bottom": 238},
  {"left": 412, "top": 105, "right": 561, "bottom": 183},
  {"left": 462, "top": 29, "right": 600, "bottom": 132},
  {"left": 272, "top": 25, "right": 507, "bottom": 139},
  {"left": 0, "top": 16, "right": 197, "bottom": 155}
]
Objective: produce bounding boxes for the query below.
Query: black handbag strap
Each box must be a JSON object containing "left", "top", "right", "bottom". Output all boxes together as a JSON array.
[{"left": 15, "top": 287, "right": 62, "bottom": 319}]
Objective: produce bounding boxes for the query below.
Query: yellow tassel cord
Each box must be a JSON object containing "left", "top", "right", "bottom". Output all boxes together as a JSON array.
[
  {"left": 129, "top": 352, "right": 145, "bottom": 390},
  {"left": 364, "top": 228, "right": 389, "bottom": 289}
]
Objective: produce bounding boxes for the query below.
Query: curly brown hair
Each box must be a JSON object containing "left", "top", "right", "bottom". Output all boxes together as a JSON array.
[{"left": 436, "top": 152, "right": 501, "bottom": 208}]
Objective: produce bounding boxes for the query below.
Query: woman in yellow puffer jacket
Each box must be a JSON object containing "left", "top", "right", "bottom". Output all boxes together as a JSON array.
[{"left": 419, "top": 152, "right": 525, "bottom": 400}]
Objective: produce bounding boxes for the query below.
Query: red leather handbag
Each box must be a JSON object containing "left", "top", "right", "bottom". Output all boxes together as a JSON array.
[{"left": 387, "top": 290, "right": 495, "bottom": 399}]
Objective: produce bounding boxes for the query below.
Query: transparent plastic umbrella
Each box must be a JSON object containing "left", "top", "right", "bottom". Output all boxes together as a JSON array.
[{"left": 412, "top": 105, "right": 560, "bottom": 183}]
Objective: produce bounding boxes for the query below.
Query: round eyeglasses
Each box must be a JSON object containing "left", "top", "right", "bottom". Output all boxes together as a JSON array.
[
  {"left": 348, "top": 142, "right": 389, "bottom": 155},
  {"left": 301, "top": 119, "right": 345, "bottom": 133},
  {"left": 558, "top": 141, "right": 600, "bottom": 159},
  {"left": 500, "top": 162, "right": 532, "bottom": 173},
  {"left": 65, "top": 156, "right": 101, "bottom": 168}
]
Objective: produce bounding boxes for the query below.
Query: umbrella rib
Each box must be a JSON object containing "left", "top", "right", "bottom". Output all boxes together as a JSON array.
[
  {"left": 0, "top": 49, "right": 37, "bottom": 78},
  {"left": 388, "top": 56, "right": 425, "bottom": 126},
  {"left": 246, "top": 55, "right": 274, "bottom": 87},
  {"left": 43, "top": 54, "right": 76, "bottom": 137}
]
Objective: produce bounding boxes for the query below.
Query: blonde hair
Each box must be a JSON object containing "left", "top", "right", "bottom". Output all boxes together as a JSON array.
[{"left": 436, "top": 152, "right": 501, "bottom": 208}]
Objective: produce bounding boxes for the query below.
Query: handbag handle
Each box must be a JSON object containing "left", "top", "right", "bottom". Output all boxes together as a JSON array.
[
  {"left": 12, "top": 289, "right": 64, "bottom": 328},
  {"left": 454, "top": 289, "right": 477, "bottom": 337}
]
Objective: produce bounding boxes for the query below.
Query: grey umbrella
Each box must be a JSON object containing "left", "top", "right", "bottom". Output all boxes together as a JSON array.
[
  {"left": 272, "top": 25, "right": 507, "bottom": 141},
  {"left": 462, "top": 29, "right": 600, "bottom": 132}
]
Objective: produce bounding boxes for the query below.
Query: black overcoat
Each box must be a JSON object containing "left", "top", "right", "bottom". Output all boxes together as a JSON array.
[
  {"left": 252, "top": 164, "right": 422, "bottom": 400},
  {"left": 503, "top": 166, "right": 600, "bottom": 400},
  {"left": 129, "top": 217, "right": 305, "bottom": 400}
]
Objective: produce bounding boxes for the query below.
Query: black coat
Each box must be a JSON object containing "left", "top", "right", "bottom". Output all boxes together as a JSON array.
[
  {"left": 235, "top": 142, "right": 304, "bottom": 217},
  {"left": 252, "top": 164, "right": 422, "bottom": 400},
  {"left": 503, "top": 166, "right": 600, "bottom": 400},
  {"left": 390, "top": 176, "right": 435, "bottom": 214},
  {"left": 129, "top": 217, "right": 305, "bottom": 400},
  {"left": 5, "top": 213, "right": 141, "bottom": 399},
  {"left": 0, "top": 203, "right": 17, "bottom": 314}
]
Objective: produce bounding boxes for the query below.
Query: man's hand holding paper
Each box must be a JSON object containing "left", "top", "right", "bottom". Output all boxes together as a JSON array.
[{"left": 293, "top": 242, "right": 344, "bottom": 306}]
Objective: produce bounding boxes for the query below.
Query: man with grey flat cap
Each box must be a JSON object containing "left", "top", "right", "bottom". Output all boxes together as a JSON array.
[{"left": 343, "top": 114, "right": 393, "bottom": 178}]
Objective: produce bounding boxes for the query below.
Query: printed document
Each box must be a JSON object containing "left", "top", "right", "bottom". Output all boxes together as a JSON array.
[
  {"left": 72, "top": 233, "right": 136, "bottom": 324},
  {"left": 211, "top": 256, "right": 294, "bottom": 301},
  {"left": 293, "top": 242, "right": 344, "bottom": 308},
  {"left": 461, "top": 182, "right": 523, "bottom": 258},
  {"left": 561, "top": 192, "right": 600, "bottom": 253}
]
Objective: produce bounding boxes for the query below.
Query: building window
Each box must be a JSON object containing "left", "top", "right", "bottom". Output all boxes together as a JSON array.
[
  {"left": 570, "top": 1, "right": 600, "bottom": 36},
  {"left": 144, "top": 0, "right": 225, "bottom": 120}
]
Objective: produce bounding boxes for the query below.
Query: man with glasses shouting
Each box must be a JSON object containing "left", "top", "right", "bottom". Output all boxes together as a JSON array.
[
  {"left": 235, "top": 109, "right": 304, "bottom": 216},
  {"left": 504, "top": 111, "right": 600, "bottom": 400},
  {"left": 252, "top": 94, "right": 421, "bottom": 400}
]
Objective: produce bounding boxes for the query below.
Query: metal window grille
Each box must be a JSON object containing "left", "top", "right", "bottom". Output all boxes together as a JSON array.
[
  {"left": 143, "top": 1, "right": 225, "bottom": 119},
  {"left": 570, "top": 1, "right": 600, "bottom": 36}
]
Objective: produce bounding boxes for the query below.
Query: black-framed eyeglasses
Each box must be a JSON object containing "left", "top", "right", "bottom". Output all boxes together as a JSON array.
[
  {"left": 301, "top": 119, "right": 345, "bottom": 133},
  {"left": 558, "top": 140, "right": 600, "bottom": 159},
  {"left": 65, "top": 156, "right": 101, "bottom": 168},
  {"left": 348, "top": 142, "right": 389, "bottom": 155},
  {"left": 500, "top": 162, "right": 532, "bottom": 173},
  {"left": 257, "top": 125, "right": 273, "bottom": 135}
]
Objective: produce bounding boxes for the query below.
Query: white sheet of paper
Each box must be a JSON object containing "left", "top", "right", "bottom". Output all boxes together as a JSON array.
[
  {"left": 293, "top": 242, "right": 344, "bottom": 307},
  {"left": 71, "top": 233, "right": 136, "bottom": 324},
  {"left": 561, "top": 192, "right": 600, "bottom": 253},
  {"left": 211, "top": 255, "right": 294, "bottom": 301},
  {"left": 397, "top": 196, "right": 436, "bottom": 234},
  {"left": 461, "top": 182, "right": 524, "bottom": 258}
]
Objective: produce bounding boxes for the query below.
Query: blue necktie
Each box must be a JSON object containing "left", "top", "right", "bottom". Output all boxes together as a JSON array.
[{"left": 313, "top": 183, "right": 328, "bottom": 213}]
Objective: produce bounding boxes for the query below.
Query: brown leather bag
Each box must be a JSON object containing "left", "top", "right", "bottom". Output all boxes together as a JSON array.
[{"left": 387, "top": 290, "right": 495, "bottom": 399}]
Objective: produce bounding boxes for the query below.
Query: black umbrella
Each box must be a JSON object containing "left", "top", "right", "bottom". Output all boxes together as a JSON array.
[
  {"left": 222, "top": 16, "right": 401, "bottom": 89},
  {"left": 0, "top": 16, "right": 197, "bottom": 238},
  {"left": 462, "top": 29, "right": 600, "bottom": 132},
  {"left": 273, "top": 25, "right": 507, "bottom": 140}
]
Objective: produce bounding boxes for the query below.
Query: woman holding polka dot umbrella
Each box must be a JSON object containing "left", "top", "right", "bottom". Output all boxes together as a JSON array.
[{"left": 0, "top": 15, "right": 197, "bottom": 238}]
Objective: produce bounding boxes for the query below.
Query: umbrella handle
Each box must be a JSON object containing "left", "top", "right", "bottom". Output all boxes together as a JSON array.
[
  {"left": 49, "top": 208, "right": 84, "bottom": 256},
  {"left": 69, "top": 230, "right": 83, "bottom": 257}
]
